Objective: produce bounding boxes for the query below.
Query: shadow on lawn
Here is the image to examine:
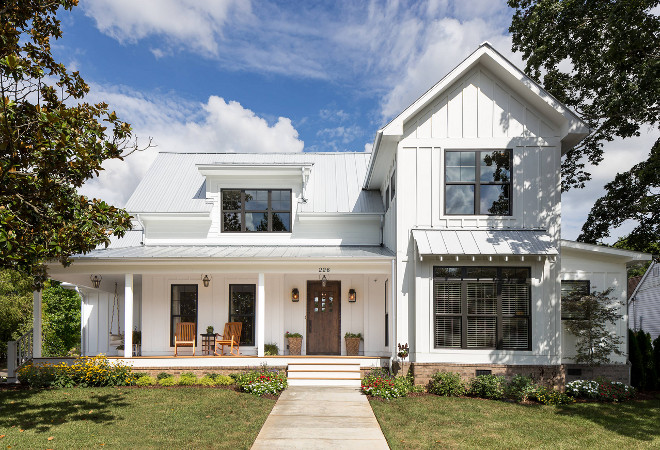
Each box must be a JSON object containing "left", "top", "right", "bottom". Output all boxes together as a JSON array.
[
  {"left": 0, "top": 389, "right": 129, "bottom": 433},
  {"left": 556, "top": 396, "right": 660, "bottom": 442}
]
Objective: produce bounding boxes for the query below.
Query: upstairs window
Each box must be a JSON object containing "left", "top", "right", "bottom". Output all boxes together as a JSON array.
[
  {"left": 222, "top": 189, "right": 291, "bottom": 232},
  {"left": 445, "top": 150, "right": 511, "bottom": 215}
]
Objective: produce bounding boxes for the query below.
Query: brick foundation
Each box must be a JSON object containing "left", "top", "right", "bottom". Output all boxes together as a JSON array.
[
  {"left": 408, "top": 363, "right": 630, "bottom": 388},
  {"left": 132, "top": 366, "right": 287, "bottom": 378}
]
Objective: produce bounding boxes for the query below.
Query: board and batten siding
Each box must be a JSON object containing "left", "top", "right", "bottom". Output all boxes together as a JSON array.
[
  {"left": 631, "top": 261, "right": 660, "bottom": 341},
  {"left": 392, "top": 63, "right": 564, "bottom": 364},
  {"left": 560, "top": 249, "right": 629, "bottom": 364}
]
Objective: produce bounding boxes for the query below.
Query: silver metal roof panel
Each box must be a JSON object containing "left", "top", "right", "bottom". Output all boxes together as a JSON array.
[{"left": 412, "top": 229, "right": 558, "bottom": 256}]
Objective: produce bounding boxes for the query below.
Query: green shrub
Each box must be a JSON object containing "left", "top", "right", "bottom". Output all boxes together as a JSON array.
[
  {"left": 361, "top": 368, "right": 413, "bottom": 399},
  {"left": 158, "top": 377, "right": 176, "bottom": 387},
  {"left": 178, "top": 372, "right": 197, "bottom": 385},
  {"left": 136, "top": 376, "right": 156, "bottom": 386},
  {"left": 157, "top": 372, "right": 173, "bottom": 380},
  {"left": 199, "top": 375, "right": 217, "bottom": 386},
  {"left": 428, "top": 371, "right": 466, "bottom": 397},
  {"left": 17, "top": 362, "right": 59, "bottom": 388},
  {"left": 234, "top": 368, "right": 287, "bottom": 396},
  {"left": 532, "top": 386, "right": 574, "bottom": 405},
  {"left": 214, "top": 374, "right": 234, "bottom": 385},
  {"left": 469, "top": 374, "right": 506, "bottom": 399},
  {"left": 566, "top": 379, "right": 635, "bottom": 402},
  {"left": 264, "top": 343, "right": 279, "bottom": 356},
  {"left": 17, "top": 356, "right": 136, "bottom": 388},
  {"left": 505, "top": 374, "right": 536, "bottom": 402}
]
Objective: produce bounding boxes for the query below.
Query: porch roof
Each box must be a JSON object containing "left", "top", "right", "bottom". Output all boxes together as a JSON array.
[
  {"left": 412, "top": 229, "right": 558, "bottom": 257},
  {"left": 73, "top": 244, "right": 395, "bottom": 260}
]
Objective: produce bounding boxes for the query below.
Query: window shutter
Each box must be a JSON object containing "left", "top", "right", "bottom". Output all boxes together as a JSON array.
[{"left": 434, "top": 281, "right": 462, "bottom": 348}]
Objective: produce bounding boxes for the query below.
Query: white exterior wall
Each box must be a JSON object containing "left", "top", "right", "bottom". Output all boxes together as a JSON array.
[
  {"left": 138, "top": 271, "right": 389, "bottom": 357},
  {"left": 560, "top": 248, "right": 629, "bottom": 364},
  {"left": 631, "top": 262, "right": 660, "bottom": 341},
  {"left": 394, "top": 64, "right": 563, "bottom": 364}
]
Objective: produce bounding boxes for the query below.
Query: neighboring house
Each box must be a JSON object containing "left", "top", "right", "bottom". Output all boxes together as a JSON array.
[
  {"left": 629, "top": 260, "right": 660, "bottom": 341},
  {"left": 35, "top": 43, "right": 650, "bottom": 385}
]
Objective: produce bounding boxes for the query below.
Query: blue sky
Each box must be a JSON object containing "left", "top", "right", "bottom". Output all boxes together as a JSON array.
[{"left": 59, "top": 0, "right": 653, "bottom": 242}]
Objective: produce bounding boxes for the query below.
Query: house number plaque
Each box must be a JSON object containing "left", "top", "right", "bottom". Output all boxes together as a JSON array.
[{"left": 318, "top": 268, "right": 330, "bottom": 273}]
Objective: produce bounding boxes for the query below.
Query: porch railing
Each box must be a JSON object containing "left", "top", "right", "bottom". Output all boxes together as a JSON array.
[{"left": 7, "top": 328, "right": 33, "bottom": 380}]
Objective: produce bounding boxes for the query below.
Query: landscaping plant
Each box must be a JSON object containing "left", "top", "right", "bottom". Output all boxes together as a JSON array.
[
  {"left": 233, "top": 368, "right": 287, "bottom": 396},
  {"left": 361, "top": 368, "right": 414, "bottom": 399},
  {"left": 177, "top": 372, "right": 198, "bottom": 386},
  {"left": 16, "top": 355, "right": 136, "bottom": 388},
  {"left": 531, "top": 386, "right": 575, "bottom": 405},
  {"left": 264, "top": 343, "right": 279, "bottom": 356},
  {"left": 469, "top": 374, "right": 506, "bottom": 400},
  {"left": 565, "top": 379, "right": 635, "bottom": 402},
  {"left": 427, "top": 371, "right": 466, "bottom": 397},
  {"left": 504, "top": 374, "right": 536, "bottom": 402}
]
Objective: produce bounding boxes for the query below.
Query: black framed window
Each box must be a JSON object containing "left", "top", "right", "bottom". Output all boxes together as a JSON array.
[
  {"left": 222, "top": 189, "right": 291, "bottom": 232},
  {"left": 170, "top": 284, "right": 198, "bottom": 347},
  {"left": 561, "top": 280, "right": 590, "bottom": 320},
  {"left": 229, "top": 284, "right": 255, "bottom": 346},
  {"left": 385, "top": 186, "right": 390, "bottom": 210},
  {"left": 445, "top": 150, "right": 511, "bottom": 215},
  {"left": 390, "top": 170, "right": 396, "bottom": 200},
  {"left": 433, "top": 267, "right": 531, "bottom": 350}
]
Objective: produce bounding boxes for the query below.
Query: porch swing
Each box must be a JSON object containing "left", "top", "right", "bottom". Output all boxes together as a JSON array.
[{"left": 108, "top": 282, "right": 124, "bottom": 355}]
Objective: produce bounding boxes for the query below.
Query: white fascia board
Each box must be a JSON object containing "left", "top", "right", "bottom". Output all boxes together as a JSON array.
[
  {"left": 296, "top": 212, "right": 383, "bottom": 222},
  {"left": 138, "top": 212, "right": 212, "bottom": 221},
  {"left": 561, "top": 239, "right": 653, "bottom": 262},
  {"left": 196, "top": 163, "right": 313, "bottom": 178}
]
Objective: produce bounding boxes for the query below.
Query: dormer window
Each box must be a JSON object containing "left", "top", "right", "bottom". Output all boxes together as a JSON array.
[
  {"left": 222, "top": 189, "right": 291, "bottom": 232},
  {"left": 445, "top": 150, "right": 511, "bottom": 215}
]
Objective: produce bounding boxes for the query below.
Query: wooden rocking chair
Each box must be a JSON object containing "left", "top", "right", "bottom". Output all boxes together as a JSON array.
[
  {"left": 214, "top": 322, "right": 242, "bottom": 356},
  {"left": 174, "top": 322, "right": 196, "bottom": 356}
]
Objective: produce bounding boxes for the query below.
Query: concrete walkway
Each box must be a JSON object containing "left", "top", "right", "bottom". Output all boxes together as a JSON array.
[{"left": 251, "top": 386, "right": 389, "bottom": 449}]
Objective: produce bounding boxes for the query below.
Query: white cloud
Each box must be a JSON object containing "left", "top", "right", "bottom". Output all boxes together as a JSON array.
[
  {"left": 561, "top": 127, "right": 657, "bottom": 243},
  {"left": 79, "top": 86, "right": 303, "bottom": 207},
  {"left": 317, "top": 125, "right": 362, "bottom": 144}
]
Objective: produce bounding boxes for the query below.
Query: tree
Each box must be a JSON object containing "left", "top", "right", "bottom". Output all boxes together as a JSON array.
[
  {"left": 1, "top": 0, "right": 143, "bottom": 288},
  {"left": 508, "top": 0, "right": 659, "bottom": 245},
  {"left": 42, "top": 282, "right": 80, "bottom": 357},
  {"left": 0, "top": 269, "right": 32, "bottom": 360},
  {"left": 562, "top": 288, "right": 623, "bottom": 366}
]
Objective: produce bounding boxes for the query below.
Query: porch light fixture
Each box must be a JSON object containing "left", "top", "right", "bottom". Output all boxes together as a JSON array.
[
  {"left": 321, "top": 275, "right": 327, "bottom": 287},
  {"left": 291, "top": 288, "right": 299, "bottom": 302},
  {"left": 348, "top": 289, "right": 357, "bottom": 303},
  {"left": 202, "top": 274, "right": 211, "bottom": 287},
  {"left": 90, "top": 275, "right": 102, "bottom": 289}
]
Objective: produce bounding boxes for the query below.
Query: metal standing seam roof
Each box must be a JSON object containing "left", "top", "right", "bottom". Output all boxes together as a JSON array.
[
  {"left": 412, "top": 229, "right": 558, "bottom": 256},
  {"left": 124, "top": 152, "right": 384, "bottom": 215},
  {"left": 74, "top": 245, "right": 395, "bottom": 260}
]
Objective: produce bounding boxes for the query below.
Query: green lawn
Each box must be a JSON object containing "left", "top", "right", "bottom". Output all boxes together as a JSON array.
[
  {"left": 0, "top": 386, "right": 275, "bottom": 449},
  {"left": 371, "top": 394, "right": 660, "bottom": 449}
]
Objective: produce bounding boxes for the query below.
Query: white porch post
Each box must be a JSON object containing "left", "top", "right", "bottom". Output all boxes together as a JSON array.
[
  {"left": 257, "top": 273, "right": 265, "bottom": 357},
  {"left": 390, "top": 259, "right": 397, "bottom": 363},
  {"left": 33, "top": 290, "right": 42, "bottom": 358},
  {"left": 124, "top": 274, "right": 133, "bottom": 358}
]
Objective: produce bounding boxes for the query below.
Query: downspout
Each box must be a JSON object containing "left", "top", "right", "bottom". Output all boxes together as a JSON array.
[{"left": 135, "top": 214, "right": 146, "bottom": 245}]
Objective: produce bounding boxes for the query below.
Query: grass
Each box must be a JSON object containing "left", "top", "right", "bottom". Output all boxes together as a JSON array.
[
  {"left": 0, "top": 386, "right": 275, "bottom": 449},
  {"left": 371, "top": 394, "right": 660, "bottom": 449}
]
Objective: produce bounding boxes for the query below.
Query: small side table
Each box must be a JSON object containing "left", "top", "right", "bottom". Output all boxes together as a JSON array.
[{"left": 201, "top": 333, "right": 216, "bottom": 355}]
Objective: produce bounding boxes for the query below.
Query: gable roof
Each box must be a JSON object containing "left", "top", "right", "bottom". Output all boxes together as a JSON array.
[
  {"left": 365, "top": 42, "right": 589, "bottom": 189},
  {"left": 125, "top": 152, "right": 383, "bottom": 215}
]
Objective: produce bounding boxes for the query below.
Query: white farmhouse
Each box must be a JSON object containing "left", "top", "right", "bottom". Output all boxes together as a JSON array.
[{"left": 38, "top": 43, "right": 650, "bottom": 386}]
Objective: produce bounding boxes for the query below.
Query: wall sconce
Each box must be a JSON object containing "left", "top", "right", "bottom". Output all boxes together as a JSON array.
[
  {"left": 202, "top": 275, "right": 211, "bottom": 287},
  {"left": 90, "top": 275, "right": 102, "bottom": 289},
  {"left": 291, "top": 288, "right": 299, "bottom": 302},
  {"left": 321, "top": 275, "right": 327, "bottom": 287},
  {"left": 348, "top": 288, "right": 357, "bottom": 302}
]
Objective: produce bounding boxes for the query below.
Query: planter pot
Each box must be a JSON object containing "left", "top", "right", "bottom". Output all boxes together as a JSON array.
[
  {"left": 345, "top": 337, "right": 361, "bottom": 356},
  {"left": 288, "top": 337, "right": 303, "bottom": 355}
]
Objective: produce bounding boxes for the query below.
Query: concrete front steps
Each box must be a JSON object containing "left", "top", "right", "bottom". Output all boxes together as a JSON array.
[{"left": 287, "top": 362, "right": 362, "bottom": 387}]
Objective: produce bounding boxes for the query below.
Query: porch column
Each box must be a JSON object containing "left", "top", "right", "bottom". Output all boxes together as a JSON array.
[
  {"left": 124, "top": 274, "right": 133, "bottom": 358},
  {"left": 257, "top": 273, "right": 265, "bottom": 357},
  {"left": 390, "top": 259, "right": 397, "bottom": 363},
  {"left": 33, "top": 290, "right": 42, "bottom": 358}
]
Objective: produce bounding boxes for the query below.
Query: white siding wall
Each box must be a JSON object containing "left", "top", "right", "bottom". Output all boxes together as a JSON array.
[
  {"left": 631, "top": 262, "right": 660, "bottom": 341},
  {"left": 560, "top": 249, "right": 629, "bottom": 364},
  {"left": 395, "top": 64, "right": 563, "bottom": 364}
]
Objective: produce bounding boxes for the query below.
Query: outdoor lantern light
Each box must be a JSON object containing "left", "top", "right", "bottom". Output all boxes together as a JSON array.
[
  {"left": 321, "top": 275, "right": 328, "bottom": 287},
  {"left": 292, "top": 288, "right": 299, "bottom": 302},
  {"left": 90, "top": 275, "right": 102, "bottom": 289},
  {"left": 202, "top": 274, "right": 211, "bottom": 287},
  {"left": 348, "top": 288, "right": 357, "bottom": 302}
]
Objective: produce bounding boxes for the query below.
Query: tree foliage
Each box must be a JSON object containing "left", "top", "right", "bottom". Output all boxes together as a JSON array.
[
  {"left": 0, "top": 0, "right": 140, "bottom": 288},
  {"left": 562, "top": 287, "right": 623, "bottom": 366},
  {"left": 0, "top": 268, "right": 32, "bottom": 359},
  {"left": 42, "top": 282, "right": 80, "bottom": 357},
  {"left": 508, "top": 0, "right": 660, "bottom": 190}
]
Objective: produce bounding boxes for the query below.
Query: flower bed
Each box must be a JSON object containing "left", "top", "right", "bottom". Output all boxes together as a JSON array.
[
  {"left": 565, "top": 379, "right": 635, "bottom": 402},
  {"left": 361, "top": 368, "right": 416, "bottom": 399},
  {"left": 232, "top": 368, "right": 287, "bottom": 396},
  {"left": 17, "top": 355, "right": 136, "bottom": 388}
]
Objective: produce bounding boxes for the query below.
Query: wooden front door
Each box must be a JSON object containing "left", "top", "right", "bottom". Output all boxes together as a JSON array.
[{"left": 306, "top": 280, "right": 341, "bottom": 355}]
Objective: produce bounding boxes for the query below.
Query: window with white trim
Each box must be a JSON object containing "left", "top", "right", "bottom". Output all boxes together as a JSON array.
[
  {"left": 433, "top": 267, "right": 531, "bottom": 350},
  {"left": 222, "top": 189, "right": 291, "bottom": 232}
]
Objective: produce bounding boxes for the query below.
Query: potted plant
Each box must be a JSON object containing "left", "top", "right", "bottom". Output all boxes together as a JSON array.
[
  {"left": 397, "top": 342, "right": 409, "bottom": 360},
  {"left": 206, "top": 325, "right": 214, "bottom": 334},
  {"left": 344, "top": 332, "right": 363, "bottom": 356},
  {"left": 285, "top": 331, "right": 303, "bottom": 355}
]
